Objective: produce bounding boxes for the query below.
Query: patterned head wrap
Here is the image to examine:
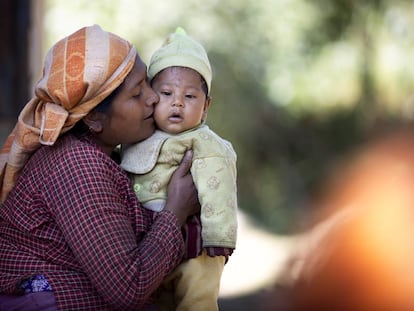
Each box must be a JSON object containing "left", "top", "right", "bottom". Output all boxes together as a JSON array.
[{"left": 0, "top": 24, "right": 137, "bottom": 203}]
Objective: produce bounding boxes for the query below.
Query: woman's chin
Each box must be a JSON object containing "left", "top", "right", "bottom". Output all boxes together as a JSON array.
[{"left": 137, "top": 126, "right": 155, "bottom": 142}]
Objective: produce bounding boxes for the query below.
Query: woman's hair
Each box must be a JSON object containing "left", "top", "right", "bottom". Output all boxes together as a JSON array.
[
  {"left": 69, "top": 84, "right": 122, "bottom": 136},
  {"left": 93, "top": 84, "right": 122, "bottom": 114}
]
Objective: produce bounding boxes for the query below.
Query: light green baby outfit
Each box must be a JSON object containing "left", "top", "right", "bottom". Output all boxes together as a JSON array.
[{"left": 120, "top": 124, "right": 238, "bottom": 248}]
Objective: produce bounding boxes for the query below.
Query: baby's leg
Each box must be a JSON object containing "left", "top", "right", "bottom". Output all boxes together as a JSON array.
[{"left": 157, "top": 249, "right": 225, "bottom": 311}]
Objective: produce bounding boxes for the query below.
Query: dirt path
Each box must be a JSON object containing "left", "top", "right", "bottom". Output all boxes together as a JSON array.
[{"left": 218, "top": 211, "right": 296, "bottom": 310}]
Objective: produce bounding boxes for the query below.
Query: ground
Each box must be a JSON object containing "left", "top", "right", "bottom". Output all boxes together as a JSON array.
[{"left": 217, "top": 211, "right": 296, "bottom": 310}]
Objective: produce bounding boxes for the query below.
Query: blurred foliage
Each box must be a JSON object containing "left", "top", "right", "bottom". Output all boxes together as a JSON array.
[{"left": 45, "top": 0, "right": 414, "bottom": 234}]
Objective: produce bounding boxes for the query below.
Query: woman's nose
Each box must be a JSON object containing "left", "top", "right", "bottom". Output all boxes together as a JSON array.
[{"left": 146, "top": 88, "right": 159, "bottom": 106}]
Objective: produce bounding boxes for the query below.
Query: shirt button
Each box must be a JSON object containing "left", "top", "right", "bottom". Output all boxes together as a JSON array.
[{"left": 133, "top": 184, "right": 141, "bottom": 193}]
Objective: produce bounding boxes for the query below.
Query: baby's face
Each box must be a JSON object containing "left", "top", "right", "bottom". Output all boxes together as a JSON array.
[{"left": 151, "top": 67, "right": 210, "bottom": 134}]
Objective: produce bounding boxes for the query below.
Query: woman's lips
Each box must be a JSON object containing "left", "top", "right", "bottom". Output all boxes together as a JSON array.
[{"left": 144, "top": 112, "right": 153, "bottom": 120}]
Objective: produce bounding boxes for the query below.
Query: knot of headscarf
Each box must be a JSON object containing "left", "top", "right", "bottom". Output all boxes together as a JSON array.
[{"left": 0, "top": 24, "right": 137, "bottom": 203}]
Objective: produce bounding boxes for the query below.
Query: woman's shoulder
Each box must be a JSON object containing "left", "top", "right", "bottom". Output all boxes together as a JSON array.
[
  {"left": 40, "top": 134, "right": 119, "bottom": 172},
  {"left": 59, "top": 134, "right": 107, "bottom": 159}
]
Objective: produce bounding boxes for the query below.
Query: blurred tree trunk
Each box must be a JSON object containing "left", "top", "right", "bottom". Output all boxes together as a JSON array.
[
  {"left": 355, "top": 3, "right": 384, "bottom": 128},
  {"left": 0, "top": 0, "right": 30, "bottom": 118},
  {"left": 0, "top": 0, "right": 43, "bottom": 144}
]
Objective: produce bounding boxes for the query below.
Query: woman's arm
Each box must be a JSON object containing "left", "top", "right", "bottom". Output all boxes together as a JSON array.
[{"left": 50, "top": 148, "right": 198, "bottom": 309}]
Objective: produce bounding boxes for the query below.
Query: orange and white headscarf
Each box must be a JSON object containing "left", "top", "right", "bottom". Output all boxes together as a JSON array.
[{"left": 0, "top": 24, "right": 137, "bottom": 203}]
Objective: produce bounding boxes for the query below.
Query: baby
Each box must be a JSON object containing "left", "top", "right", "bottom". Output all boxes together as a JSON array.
[{"left": 121, "top": 27, "right": 238, "bottom": 311}]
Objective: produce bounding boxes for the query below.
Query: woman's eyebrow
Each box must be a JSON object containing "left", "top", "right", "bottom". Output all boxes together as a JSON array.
[{"left": 131, "top": 79, "right": 144, "bottom": 90}]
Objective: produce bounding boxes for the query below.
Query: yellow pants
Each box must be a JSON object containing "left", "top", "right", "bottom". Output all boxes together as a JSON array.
[{"left": 156, "top": 250, "right": 225, "bottom": 311}]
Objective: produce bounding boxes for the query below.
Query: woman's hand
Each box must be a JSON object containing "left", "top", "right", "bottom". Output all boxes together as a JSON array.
[{"left": 165, "top": 150, "right": 200, "bottom": 225}]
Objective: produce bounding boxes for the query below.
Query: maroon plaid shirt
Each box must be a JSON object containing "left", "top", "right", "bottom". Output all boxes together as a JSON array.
[{"left": 0, "top": 134, "right": 185, "bottom": 310}]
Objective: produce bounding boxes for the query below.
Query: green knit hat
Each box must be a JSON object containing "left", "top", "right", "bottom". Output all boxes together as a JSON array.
[{"left": 148, "top": 27, "right": 212, "bottom": 94}]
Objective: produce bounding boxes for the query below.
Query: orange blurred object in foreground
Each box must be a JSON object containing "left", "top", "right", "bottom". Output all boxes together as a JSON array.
[{"left": 288, "top": 127, "right": 414, "bottom": 311}]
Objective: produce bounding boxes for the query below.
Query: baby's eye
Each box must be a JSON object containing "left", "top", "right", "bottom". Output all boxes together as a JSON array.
[
  {"left": 161, "top": 91, "right": 171, "bottom": 96},
  {"left": 185, "top": 94, "right": 196, "bottom": 99}
]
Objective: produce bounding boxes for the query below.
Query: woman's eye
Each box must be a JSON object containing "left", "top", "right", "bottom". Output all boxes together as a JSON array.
[{"left": 134, "top": 92, "right": 141, "bottom": 98}]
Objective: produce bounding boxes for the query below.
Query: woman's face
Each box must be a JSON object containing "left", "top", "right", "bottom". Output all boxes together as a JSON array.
[{"left": 98, "top": 56, "right": 158, "bottom": 152}]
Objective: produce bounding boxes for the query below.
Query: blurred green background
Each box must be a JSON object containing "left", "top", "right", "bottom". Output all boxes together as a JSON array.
[{"left": 37, "top": 0, "right": 414, "bottom": 233}]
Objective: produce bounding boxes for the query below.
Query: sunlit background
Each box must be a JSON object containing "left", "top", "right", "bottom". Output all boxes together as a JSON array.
[
  {"left": 3, "top": 0, "right": 414, "bottom": 309},
  {"left": 40, "top": 0, "right": 414, "bottom": 233}
]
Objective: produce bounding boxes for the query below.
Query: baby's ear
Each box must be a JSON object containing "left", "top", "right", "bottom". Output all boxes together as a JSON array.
[
  {"left": 202, "top": 96, "right": 211, "bottom": 121},
  {"left": 204, "top": 96, "right": 211, "bottom": 110}
]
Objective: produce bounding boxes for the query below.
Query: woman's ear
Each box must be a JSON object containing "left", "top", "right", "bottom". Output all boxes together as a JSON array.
[{"left": 83, "top": 111, "right": 105, "bottom": 133}]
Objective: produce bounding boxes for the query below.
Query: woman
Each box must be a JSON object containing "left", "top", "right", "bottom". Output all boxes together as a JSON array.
[{"left": 0, "top": 25, "right": 200, "bottom": 310}]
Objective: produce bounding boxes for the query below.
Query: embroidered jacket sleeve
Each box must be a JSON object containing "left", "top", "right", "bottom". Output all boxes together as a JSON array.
[{"left": 190, "top": 133, "right": 238, "bottom": 249}]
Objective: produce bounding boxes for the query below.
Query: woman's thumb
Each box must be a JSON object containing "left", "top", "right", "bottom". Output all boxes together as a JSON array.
[{"left": 176, "top": 150, "right": 193, "bottom": 176}]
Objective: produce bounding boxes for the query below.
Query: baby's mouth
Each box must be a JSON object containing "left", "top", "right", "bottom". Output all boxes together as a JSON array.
[{"left": 168, "top": 111, "right": 183, "bottom": 122}]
